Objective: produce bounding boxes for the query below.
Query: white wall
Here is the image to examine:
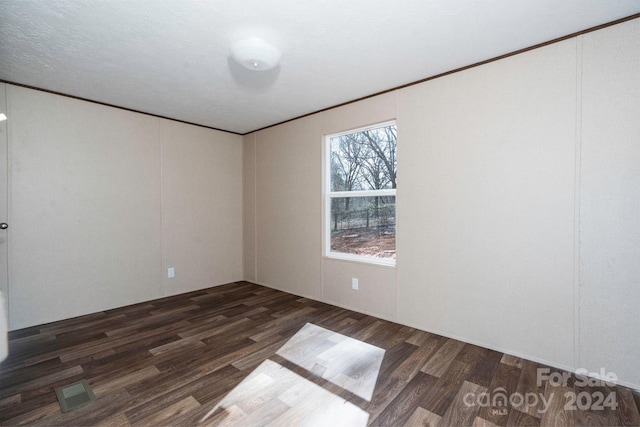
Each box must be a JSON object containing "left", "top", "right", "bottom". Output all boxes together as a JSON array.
[
  {"left": 244, "top": 18, "right": 640, "bottom": 389},
  {"left": 253, "top": 115, "right": 323, "bottom": 300},
  {"left": 161, "top": 120, "right": 243, "bottom": 296},
  {"left": 243, "top": 133, "right": 257, "bottom": 282},
  {"left": 579, "top": 20, "right": 640, "bottom": 388},
  {"left": 397, "top": 38, "right": 577, "bottom": 369},
  {"left": 7, "top": 85, "right": 243, "bottom": 330}
]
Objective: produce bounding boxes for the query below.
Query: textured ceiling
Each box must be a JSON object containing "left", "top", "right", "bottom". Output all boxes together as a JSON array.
[{"left": 1, "top": 1, "right": 639, "bottom": 134}]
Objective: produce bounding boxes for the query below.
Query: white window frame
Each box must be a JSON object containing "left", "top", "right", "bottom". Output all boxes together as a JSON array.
[{"left": 323, "top": 121, "right": 397, "bottom": 267}]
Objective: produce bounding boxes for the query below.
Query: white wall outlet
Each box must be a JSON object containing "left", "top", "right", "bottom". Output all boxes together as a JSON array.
[
  {"left": 168, "top": 267, "right": 175, "bottom": 278},
  {"left": 352, "top": 278, "right": 359, "bottom": 290}
]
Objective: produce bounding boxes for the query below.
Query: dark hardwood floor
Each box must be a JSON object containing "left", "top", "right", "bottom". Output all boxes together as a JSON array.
[{"left": 1, "top": 281, "right": 638, "bottom": 426}]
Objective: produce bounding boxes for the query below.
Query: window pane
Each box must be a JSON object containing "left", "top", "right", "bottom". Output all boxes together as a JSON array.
[
  {"left": 330, "top": 196, "right": 395, "bottom": 259},
  {"left": 330, "top": 124, "right": 397, "bottom": 192}
]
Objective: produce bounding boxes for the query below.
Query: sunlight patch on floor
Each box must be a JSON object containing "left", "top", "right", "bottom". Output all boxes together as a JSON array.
[
  {"left": 200, "top": 359, "right": 369, "bottom": 426},
  {"left": 200, "top": 322, "right": 385, "bottom": 426},
  {"left": 276, "top": 322, "right": 385, "bottom": 401}
]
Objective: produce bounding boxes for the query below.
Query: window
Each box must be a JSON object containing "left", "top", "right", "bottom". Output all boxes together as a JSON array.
[{"left": 325, "top": 121, "right": 397, "bottom": 265}]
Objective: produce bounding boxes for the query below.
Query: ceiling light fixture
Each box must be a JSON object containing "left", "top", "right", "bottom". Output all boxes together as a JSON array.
[
  {"left": 230, "top": 38, "right": 281, "bottom": 71},
  {"left": 0, "top": 114, "right": 6, "bottom": 121}
]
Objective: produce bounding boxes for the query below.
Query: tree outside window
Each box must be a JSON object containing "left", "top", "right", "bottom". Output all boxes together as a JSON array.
[{"left": 326, "top": 122, "right": 397, "bottom": 264}]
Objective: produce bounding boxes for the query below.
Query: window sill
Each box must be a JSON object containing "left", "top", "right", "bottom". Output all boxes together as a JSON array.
[{"left": 323, "top": 252, "right": 396, "bottom": 268}]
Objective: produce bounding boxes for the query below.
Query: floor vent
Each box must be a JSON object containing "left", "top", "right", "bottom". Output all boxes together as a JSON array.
[{"left": 55, "top": 380, "right": 96, "bottom": 413}]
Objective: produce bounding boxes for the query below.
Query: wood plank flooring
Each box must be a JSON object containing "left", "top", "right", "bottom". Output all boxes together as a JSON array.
[{"left": 1, "top": 281, "right": 639, "bottom": 426}]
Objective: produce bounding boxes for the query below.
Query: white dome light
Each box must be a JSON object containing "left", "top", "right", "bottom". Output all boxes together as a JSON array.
[{"left": 230, "top": 38, "right": 282, "bottom": 71}]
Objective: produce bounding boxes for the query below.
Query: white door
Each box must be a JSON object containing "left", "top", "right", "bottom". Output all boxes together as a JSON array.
[{"left": 0, "top": 83, "right": 9, "bottom": 336}]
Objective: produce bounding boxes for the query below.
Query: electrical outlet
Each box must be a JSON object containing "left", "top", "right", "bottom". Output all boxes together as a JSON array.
[
  {"left": 168, "top": 268, "right": 175, "bottom": 278},
  {"left": 352, "top": 278, "right": 359, "bottom": 291}
]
